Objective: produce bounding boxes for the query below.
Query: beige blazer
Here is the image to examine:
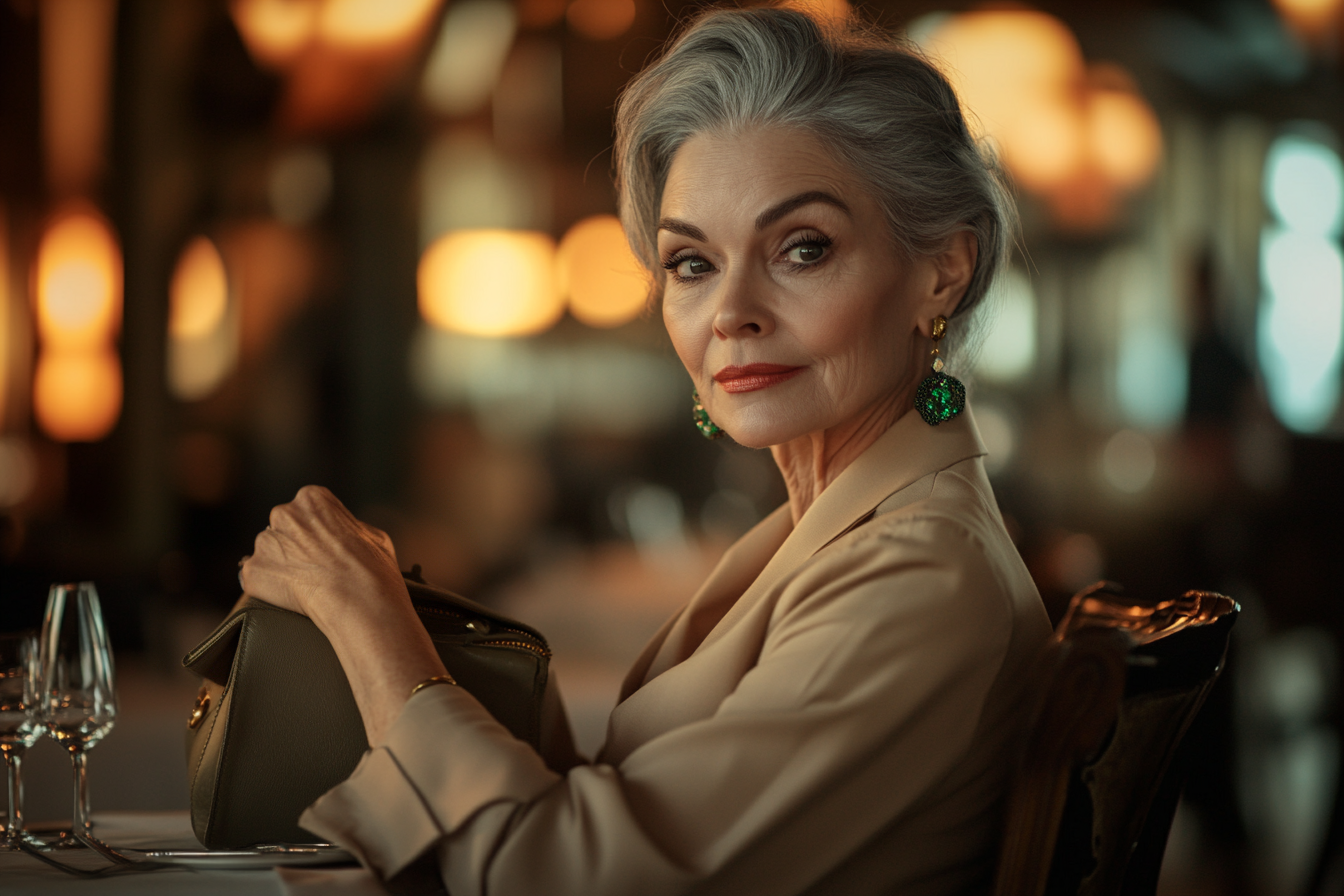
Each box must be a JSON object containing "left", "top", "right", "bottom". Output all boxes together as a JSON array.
[{"left": 302, "top": 407, "right": 1052, "bottom": 896}]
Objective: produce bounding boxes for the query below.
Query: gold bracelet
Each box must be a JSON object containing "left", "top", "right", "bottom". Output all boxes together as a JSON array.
[{"left": 409, "top": 674, "right": 457, "bottom": 699}]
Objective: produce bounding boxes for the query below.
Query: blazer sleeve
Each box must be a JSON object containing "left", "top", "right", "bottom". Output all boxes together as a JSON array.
[{"left": 299, "top": 513, "right": 1016, "bottom": 896}]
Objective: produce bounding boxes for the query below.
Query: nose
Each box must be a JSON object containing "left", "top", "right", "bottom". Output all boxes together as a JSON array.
[{"left": 712, "top": 270, "right": 775, "bottom": 340}]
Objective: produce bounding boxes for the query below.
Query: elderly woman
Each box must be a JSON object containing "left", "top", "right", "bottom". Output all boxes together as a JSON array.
[{"left": 238, "top": 7, "right": 1051, "bottom": 895}]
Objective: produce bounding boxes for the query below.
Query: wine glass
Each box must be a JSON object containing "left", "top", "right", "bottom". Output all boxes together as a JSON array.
[
  {"left": 39, "top": 582, "right": 117, "bottom": 850},
  {"left": 0, "top": 632, "right": 42, "bottom": 849}
]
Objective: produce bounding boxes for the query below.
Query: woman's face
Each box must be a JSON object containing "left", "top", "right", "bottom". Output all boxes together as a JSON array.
[{"left": 659, "top": 127, "right": 943, "bottom": 449}]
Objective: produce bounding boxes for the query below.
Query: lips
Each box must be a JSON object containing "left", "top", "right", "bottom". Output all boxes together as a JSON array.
[{"left": 713, "top": 363, "right": 805, "bottom": 394}]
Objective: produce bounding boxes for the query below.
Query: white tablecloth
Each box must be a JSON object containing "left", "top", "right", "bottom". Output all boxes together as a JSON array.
[{"left": 0, "top": 812, "right": 390, "bottom": 896}]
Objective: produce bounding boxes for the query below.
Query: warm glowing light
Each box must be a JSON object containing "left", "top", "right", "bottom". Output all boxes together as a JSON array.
[
  {"left": 924, "top": 10, "right": 1084, "bottom": 138},
  {"left": 1000, "top": 97, "right": 1086, "bottom": 193},
  {"left": 318, "top": 0, "right": 441, "bottom": 51},
  {"left": 33, "top": 348, "right": 122, "bottom": 442},
  {"left": 919, "top": 11, "right": 1163, "bottom": 228},
  {"left": 230, "top": 0, "right": 319, "bottom": 69},
  {"left": 34, "top": 206, "right": 122, "bottom": 351},
  {"left": 168, "top": 234, "right": 237, "bottom": 401},
  {"left": 565, "top": 0, "right": 636, "bottom": 40},
  {"left": 418, "top": 230, "right": 563, "bottom": 337},
  {"left": 170, "top": 237, "right": 229, "bottom": 340},
  {"left": 1087, "top": 89, "right": 1164, "bottom": 189},
  {"left": 1271, "top": 0, "right": 1343, "bottom": 37},
  {"left": 557, "top": 215, "right": 648, "bottom": 328}
]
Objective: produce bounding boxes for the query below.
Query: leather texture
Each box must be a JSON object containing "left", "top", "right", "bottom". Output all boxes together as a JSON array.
[{"left": 182, "top": 573, "right": 551, "bottom": 848}]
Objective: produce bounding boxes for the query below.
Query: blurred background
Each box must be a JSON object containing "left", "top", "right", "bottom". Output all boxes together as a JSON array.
[{"left": 0, "top": 0, "right": 1341, "bottom": 892}]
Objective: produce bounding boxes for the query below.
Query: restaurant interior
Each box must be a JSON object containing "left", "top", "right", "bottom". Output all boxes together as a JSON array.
[{"left": 1, "top": 0, "right": 1343, "bottom": 892}]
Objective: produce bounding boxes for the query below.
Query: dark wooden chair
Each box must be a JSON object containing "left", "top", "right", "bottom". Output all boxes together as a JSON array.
[{"left": 993, "top": 582, "right": 1239, "bottom": 896}]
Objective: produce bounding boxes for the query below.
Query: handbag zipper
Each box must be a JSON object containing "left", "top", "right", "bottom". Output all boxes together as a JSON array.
[{"left": 415, "top": 604, "right": 551, "bottom": 658}]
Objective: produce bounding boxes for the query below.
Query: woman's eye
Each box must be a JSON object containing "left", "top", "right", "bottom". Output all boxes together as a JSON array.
[
  {"left": 675, "top": 257, "right": 714, "bottom": 278},
  {"left": 785, "top": 242, "right": 828, "bottom": 264}
]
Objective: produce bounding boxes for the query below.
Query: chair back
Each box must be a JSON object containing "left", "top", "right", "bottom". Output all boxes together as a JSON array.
[{"left": 993, "top": 583, "right": 1238, "bottom": 896}]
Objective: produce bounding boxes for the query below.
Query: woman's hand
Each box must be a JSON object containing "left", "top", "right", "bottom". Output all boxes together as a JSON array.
[
  {"left": 239, "top": 485, "right": 448, "bottom": 745},
  {"left": 239, "top": 485, "right": 405, "bottom": 628}
]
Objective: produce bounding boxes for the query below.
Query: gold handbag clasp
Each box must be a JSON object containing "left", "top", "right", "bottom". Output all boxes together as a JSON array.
[{"left": 188, "top": 686, "right": 211, "bottom": 730}]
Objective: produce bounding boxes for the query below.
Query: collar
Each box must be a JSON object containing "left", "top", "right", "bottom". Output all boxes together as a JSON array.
[{"left": 691, "top": 405, "right": 988, "bottom": 653}]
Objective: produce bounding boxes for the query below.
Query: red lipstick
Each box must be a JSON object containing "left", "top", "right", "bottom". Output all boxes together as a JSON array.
[{"left": 713, "top": 363, "right": 804, "bottom": 394}]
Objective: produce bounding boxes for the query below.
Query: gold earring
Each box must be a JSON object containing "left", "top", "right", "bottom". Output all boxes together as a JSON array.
[{"left": 915, "top": 316, "right": 966, "bottom": 426}]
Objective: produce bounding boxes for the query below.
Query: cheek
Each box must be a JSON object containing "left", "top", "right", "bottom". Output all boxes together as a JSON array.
[{"left": 662, "top": 297, "right": 706, "bottom": 374}]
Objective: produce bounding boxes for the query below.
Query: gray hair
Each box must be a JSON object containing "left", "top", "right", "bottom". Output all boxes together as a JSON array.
[{"left": 614, "top": 6, "right": 1017, "bottom": 347}]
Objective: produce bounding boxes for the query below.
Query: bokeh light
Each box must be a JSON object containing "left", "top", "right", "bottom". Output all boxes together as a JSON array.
[
  {"left": 557, "top": 215, "right": 648, "bottom": 328},
  {"left": 418, "top": 229, "right": 563, "bottom": 337},
  {"left": 1259, "top": 230, "right": 1344, "bottom": 433},
  {"left": 977, "top": 267, "right": 1036, "bottom": 383},
  {"left": 34, "top": 206, "right": 122, "bottom": 351},
  {"left": 1117, "top": 323, "right": 1188, "bottom": 430},
  {"left": 1265, "top": 134, "right": 1344, "bottom": 237},
  {"left": 168, "top": 235, "right": 237, "bottom": 401},
  {"left": 230, "top": 0, "right": 319, "bottom": 69},
  {"left": 33, "top": 348, "right": 122, "bottom": 442},
  {"left": 1087, "top": 86, "right": 1164, "bottom": 189},
  {"left": 1259, "top": 131, "right": 1344, "bottom": 433},
  {"left": 169, "top": 237, "right": 228, "bottom": 341},
  {"left": 422, "top": 0, "right": 517, "bottom": 116},
  {"left": 917, "top": 10, "right": 1162, "bottom": 228},
  {"left": 1271, "top": 0, "right": 1343, "bottom": 38},
  {"left": 318, "top": 0, "right": 441, "bottom": 52}
]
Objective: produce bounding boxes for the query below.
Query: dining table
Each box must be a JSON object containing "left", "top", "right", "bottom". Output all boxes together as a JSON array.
[{"left": 0, "top": 812, "right": 392, "bottom": 895}]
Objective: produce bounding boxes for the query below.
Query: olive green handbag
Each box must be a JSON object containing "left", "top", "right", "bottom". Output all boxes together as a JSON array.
[{"left": 182, "top": 569, "right": 554, "bottom": 848}]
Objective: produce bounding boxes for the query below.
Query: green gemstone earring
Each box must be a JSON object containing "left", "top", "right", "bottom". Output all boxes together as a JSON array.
[
  {"left": 915, "top": 315, "right": 966, "bottom": 426},
  {"left": 692, "top": 390, "right": 725, "bottom": 440}
]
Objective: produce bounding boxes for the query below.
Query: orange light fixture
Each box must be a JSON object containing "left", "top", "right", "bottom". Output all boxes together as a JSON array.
[
  {"left": 170, "top": 236, "right": 229, "bottom": 340},
  {"left": 418, "top": 229, "right": 563, "bottom": 337},
  {"left": 34, "top": 205, "right": 121, "bottom": 351},
  {"left": 33, "top": 348, "right": 122, "bottom": 442},
  {"left": 557, "top": 215, "right": 648, "bottom": 328}
]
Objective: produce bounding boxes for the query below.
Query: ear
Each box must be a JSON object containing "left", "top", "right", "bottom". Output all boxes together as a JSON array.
[{"left": 914, "top": 231, "right": 977, "bottom": 338}]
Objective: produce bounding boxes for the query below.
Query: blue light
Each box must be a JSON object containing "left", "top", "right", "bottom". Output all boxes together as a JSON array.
[
  {"left": 1258, "top": 129, "right": 1344, "bottom": 434},
  {"left": 1117, "top": 323, "right": 1188, "bottom": 430},
  {"left": 1258, "top": 227, "right": 1344, "bottom": 433},
  {"left": 1265, "top": 135, "right": 1344, "bottom": 238}
]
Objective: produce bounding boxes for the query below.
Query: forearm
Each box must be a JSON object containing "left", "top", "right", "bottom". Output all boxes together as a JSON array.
[{"left": 311, "top": 582, "right": 448, "bottom": 746}]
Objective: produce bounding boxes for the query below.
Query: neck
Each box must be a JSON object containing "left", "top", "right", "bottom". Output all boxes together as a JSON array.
[{"left": 770, "top": 382, "right": 917, "bottom": 525}]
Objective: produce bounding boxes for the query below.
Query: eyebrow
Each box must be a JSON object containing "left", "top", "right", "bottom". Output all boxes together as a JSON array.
[
  {"left": 754, "top": 190, "right": 851, "bottom": 230},
  {"left": 657, "top": 190, "right": 852, "bottom": 243}
]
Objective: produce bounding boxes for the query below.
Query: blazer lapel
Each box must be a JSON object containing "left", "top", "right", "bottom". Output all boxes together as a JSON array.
[{"left": 693, "top": 407, "right": 987, "bottom": 654}]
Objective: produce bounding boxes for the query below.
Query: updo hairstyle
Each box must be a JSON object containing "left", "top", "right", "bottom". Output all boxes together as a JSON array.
[{"left": 613, "top": 6, "right": 1017, "bottom": 354}]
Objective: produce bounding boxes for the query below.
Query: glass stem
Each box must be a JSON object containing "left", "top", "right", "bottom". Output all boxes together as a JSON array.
[
  {"left": 70, "top": 748, "right": 91, "bottom": 835},
  {"left": 3, "top": 748, "right": 21, "bottom": 842}
]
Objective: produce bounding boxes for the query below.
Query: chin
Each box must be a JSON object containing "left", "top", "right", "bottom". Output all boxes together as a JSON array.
[{"left": 723, "top": 407, "right": 817, "bottom": 449}]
